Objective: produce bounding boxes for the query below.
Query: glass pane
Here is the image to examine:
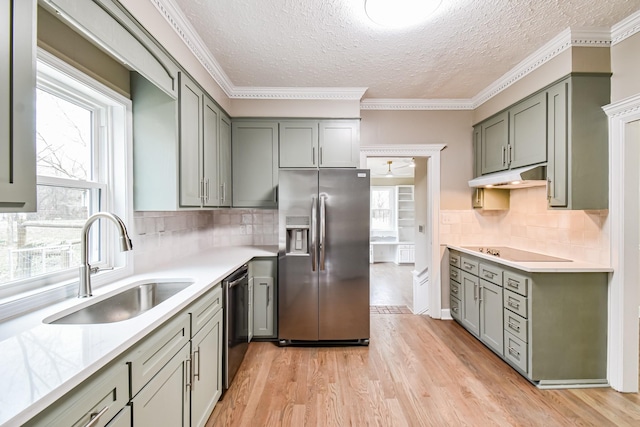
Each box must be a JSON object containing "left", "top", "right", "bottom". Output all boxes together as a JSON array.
[
  {"left": 0, "top": 186, "right": 99, "bottom": 284},
  {"left": 36, "top": 89, "right": 93, "bottom": 180}
]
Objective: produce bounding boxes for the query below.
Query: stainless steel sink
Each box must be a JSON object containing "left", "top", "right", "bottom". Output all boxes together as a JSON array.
[{"left": 49, "top": 280, "right": 194, "bottom": 324}]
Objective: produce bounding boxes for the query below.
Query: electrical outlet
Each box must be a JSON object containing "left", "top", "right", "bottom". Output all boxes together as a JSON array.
[{"left": 418, "top": 225, "right": 424, "bottom": 233}]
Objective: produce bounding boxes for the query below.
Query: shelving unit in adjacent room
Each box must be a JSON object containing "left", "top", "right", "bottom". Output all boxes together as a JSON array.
[{"left": 396, "top": 185, "right": 415, "bottom": 264}]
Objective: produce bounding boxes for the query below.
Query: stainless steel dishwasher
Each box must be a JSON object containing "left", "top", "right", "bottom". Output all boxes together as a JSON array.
[{"left": 223, "top": 264, "right": 249, "bottom": 392}]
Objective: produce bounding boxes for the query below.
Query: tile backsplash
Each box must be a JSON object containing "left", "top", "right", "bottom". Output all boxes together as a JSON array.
[
  {"left": 440, "top": 186, "right": 609, "bottom": 265},
  {"left": 132, "top": 209, "right": 278, "bottom": 273}
]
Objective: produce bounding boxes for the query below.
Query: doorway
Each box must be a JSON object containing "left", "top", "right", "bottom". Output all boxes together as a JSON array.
[{"left": 360, "top": 144, "right": 445, "bottom": 316}]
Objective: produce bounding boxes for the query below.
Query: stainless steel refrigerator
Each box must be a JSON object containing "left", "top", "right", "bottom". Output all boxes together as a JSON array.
[{"left": 278, "top": 169, "right": 370, "bottom": 344}]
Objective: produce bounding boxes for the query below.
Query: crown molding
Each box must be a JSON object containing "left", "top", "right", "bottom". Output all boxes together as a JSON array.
[
  {"left": 151, "top": 1, "right": 614, "bottom": 106},
  {"left": 231, "top": 86, "right": 368, "bottom": 101},
  {"left": 612, "top": 9, "right": 640, "bottom": 45},
  {"left": 360, "top": 99, "right": 474, "bottom": 110},
  {"left": 603, "top": 93, "right": 640, "bottom": 118},
  {"left": 150, "top": 0, "right": 235, "bottom": 96}
]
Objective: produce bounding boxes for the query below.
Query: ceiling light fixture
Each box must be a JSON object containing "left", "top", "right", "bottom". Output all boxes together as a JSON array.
[
  {"left": 365, "top": 0, "right": 442, "bottom": 28},
  {"left": 385, "top": 161, "right": 394, "bottom": 177}
]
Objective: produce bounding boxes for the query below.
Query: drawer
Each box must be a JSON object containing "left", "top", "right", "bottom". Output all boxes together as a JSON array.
[
  {"left": 504, "top": 289, "right": 527, "bottom": 318},
  {"left": 25, "top": 361, "right": 129, "bottom": 427},
  {"left": 503, "top": 270, "right": 529, "bottom": 296},
  {"left": 450, "top": 279, "right": 461, "bottom": 299},
  {"left": 504, "top": 308, "right": 528, "bottom": 343},
  {"left": 450, "top": 295, "right": 461, "bottom": 321},
  {"left": 479, "top": 262, "right": 502, "bottom": 286},
  {"left": 190, "top": 284, "right": 223, "bottom": 337},
  {"left": 129, "top": 312, "right": 190, "bottom": 397},
  {"left": 504, "top": 330, "right": 528, "bottom": 374},
  {"left": 449, "top": 252, "right": 461, "bottom": 268},
  {"left": 460, "top": 256, "right": 479, "bottom": 276},
  {"left": 449, "top": 266, "right": 461, "bottom": 283}
]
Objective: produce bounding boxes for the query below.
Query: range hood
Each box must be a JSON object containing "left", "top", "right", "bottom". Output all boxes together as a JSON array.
[{"left": 468, "top": 165, "right": 547, "bottom": 189}]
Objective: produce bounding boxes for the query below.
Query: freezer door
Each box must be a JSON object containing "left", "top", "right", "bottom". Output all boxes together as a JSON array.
[
  {"left": 318, "top": 169, "right": 370, "bottom": 340},
  {"left": 278, "top": 169, "right": 320, "bottom": 341}
]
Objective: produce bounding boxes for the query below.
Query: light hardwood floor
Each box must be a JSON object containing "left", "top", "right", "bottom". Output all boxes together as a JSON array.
[{"left": 207, "top": 313, "right": 640, "bottom": 426}]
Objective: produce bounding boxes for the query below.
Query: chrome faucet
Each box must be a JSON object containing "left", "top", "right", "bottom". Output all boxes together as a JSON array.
[{"left": 78, "top": 212, "right": 133, "bottom": 298}]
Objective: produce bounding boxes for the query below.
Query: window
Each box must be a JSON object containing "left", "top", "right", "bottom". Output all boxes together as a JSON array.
[
  {"left": 0, "top": 51, "right": 131, "bottom": 304},
  {"left": 370, "top": 186, "right": 396, "bottom": 231}
]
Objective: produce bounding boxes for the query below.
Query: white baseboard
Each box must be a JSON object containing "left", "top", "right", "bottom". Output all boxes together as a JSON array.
[{"left": 441, "top": 309, "right": 452, "bottom": 320}]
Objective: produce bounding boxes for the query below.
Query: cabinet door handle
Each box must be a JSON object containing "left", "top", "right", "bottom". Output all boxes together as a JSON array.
[
  {"left": 205, "top": 178, "right": 210, "bottom": 203},
  {"left": 502, "top": 146, "right": 506, "bottom": 166},
  {"left": 186, "top": 355, "right": 193, "bottom": 390},
  {"left": 319, "top": 147, "right": 323, "bottom": 165},
  {"left": 478, "top": 286, "right": 483, "bottom": 303},
  {"left": 473, "top": 283, "right": 478, "bottom": 301},
  {"left": 508, "top": 144, "right": 513, "bottom": 163},
  {"left": 312, "top": 147, "right": 316, "bottom": 165},
  {"left": 193, "top": 347, "right": 200, "bottom": 381},
  {"left": 85, "top": 406, "right": 110, "bottom": 427},
  {"left": 547, "top": 177, "right": 552, "bottom": 200}
]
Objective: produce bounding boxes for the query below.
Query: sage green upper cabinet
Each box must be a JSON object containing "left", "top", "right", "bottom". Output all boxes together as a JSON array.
[
  {"left": 279, "top": 120, "right": 360, "bottom": 168},
  {"left": 219, "top": 114, "right": 232, "bottom": 207},
  {"left": 180, "top": 74, "right": 205, "bottom": 207},
  {"left": 472, "top": 125, "right": 482, "bottom": 178},
  {"left": 508, "top": 92, "right": 547, "bottom": 169},
  {"left": 202, "top": 96, "right": 221, "bottom": 207},
  {"left": 546, "top": 75, "right": 610, "bottom": 210},
  {"left": 232, "top": 121, "right": 279, "bottom": 208},
  {"left": 480, "top": 112, "right": 509, "bottom": 174},
  {"left": 279, "top": 121, "right": 319, "bottom": 167},
  {"left": 319, "top": 120, "right": 360, "bottom": 168},
  {"left": 1, "top": 0, "right": 36, "bottom": 213}
]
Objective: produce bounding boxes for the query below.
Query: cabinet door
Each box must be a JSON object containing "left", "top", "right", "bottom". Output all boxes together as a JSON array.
[
  {"left": 547, "top": 80, "right": 568, "bottom": 208},
  {"left": 0, "top": 0, "right": 36, "bottom": 212},
  {"left": 509, "top": 92, "right": 547, "bottom": 169},
  {"left": 191, "top": 309, "right": 223, "bottom": 427},
  {"left": 106, "top": 406, "right": 131, "bottom": 427},
  {"left": 473, "top": 125, "right": 482, "bottom": 178},
  {"left": 202, "top": 96, "right": 220, "bottom": 207},
  {"left": 253, "top": 276, "right": 275, "bottom": 337},
  {"left": 279, "top": 121, "right": 318, "bottom": 167},
  {"left": 480, "top": 112, "right": 508, "bottom": 174},
  {"left": 318, "top": 120, "right": 360, "bottom": 168},
  {"left": 219, "top": 114, "right": 232, "bottom": 207},
  {"left": 179, "top": 73, "right": 203, "bottom": 207},
  {"left": 479, "top": 279, "right": 504, "bottom": 356},
  {"left": 132, "top": 343, "right": 190, "bottom": 427},
  {"left": 248, "top": 278, "right": 254, "bottom": 341},
  {"left": 232, "top": 121, "right": 279, "bottom": 208},
  {"left": 461, "top": 271, "right": 480, "bottom": 336}
]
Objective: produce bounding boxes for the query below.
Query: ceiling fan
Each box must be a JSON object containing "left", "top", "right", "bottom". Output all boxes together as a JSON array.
[{"left": 375, "top": 158, "right": 415, "bottom": 178}]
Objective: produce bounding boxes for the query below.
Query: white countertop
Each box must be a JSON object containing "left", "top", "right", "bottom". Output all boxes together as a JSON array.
[
  {"left": 0, "top": 246, "right": 277, "bottom": 427},
  {"left": 446, "top": 245, "right": 612, "bottom": 273}
]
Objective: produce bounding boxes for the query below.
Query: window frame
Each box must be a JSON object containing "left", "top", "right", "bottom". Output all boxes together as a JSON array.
[
  {"left": 370, "top": 186, "right": 397, "bottom": 233},
  {"left": 0, "top": 49, "right": 133, "bottom": 316}
]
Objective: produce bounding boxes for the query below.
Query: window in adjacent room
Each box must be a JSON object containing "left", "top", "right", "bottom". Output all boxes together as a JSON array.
[{"left": 370, "top": 186, "right": 396, "bottom": 232}]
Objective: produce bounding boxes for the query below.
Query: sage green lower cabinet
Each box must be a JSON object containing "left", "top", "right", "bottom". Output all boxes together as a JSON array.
[
  {"left": 190, "top": 308, "right": 223, "bottom": 427},
  {"left": 449, "top": 250, "right": 608, "bottom": 387},
  {"left": 479, "top": 279, "right": 504, "bottom": 356},
  {"left": 232, "top": 121, "right": 279, "bottom": 208},
  {"left": 131, "top": 343, "right": 190, "bottom": 427},
  {"left": 250, "top": 257, "right": 278, "bottom": 339},
  {"left": 24, "top": 360, "right": 129, "bottom": 427}
]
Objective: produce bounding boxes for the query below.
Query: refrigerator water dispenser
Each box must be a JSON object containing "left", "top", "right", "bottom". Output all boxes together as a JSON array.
[{"left": 285, "top": 216, "right": 310, "bottom": 255}]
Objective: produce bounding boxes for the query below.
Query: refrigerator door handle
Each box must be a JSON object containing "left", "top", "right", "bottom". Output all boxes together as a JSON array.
[
  {"left": 311, "top": 196, "right": 317, "bottom": 272},
  {"left": 319, "top": 195, "right": 326, "bottom": 270}
]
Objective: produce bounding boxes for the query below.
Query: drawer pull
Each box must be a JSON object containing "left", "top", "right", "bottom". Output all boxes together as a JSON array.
[
  {"left": 451, "top": 288, "right": 459, "bottom": 294},
  {"left": 452, "top": 307, "right": 458, "bottom": 313},
  {"left": 451, "top": 258, "right": 459, "bottom": 265},
  {"left": 508, "top": 346, "right": 520, "bottom": 359},
  {"left": 463, "top": 262, "right": 474, "bottom": 270},
  {"left": 483, "top": 271, "right": 496, "bottom": 278},
  {"left": 507, "top": 279, "right": 520, "bottom": 289},
  {"left": 451, "top": 270, "right": 458, "bottom": 278},
  {"left": 85, "top": 406, "right": 110, "bottom": 427},
  {"left": 507, "top": 321, "right": 520, "bottom": 332},
  {"left": 507, "top": 300, "right": 520, "bottom": 309}
]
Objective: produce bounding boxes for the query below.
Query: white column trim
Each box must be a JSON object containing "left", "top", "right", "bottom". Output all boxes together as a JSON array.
[
  {"left": 603, "top": 94, "right": 640, "bottom": 392},
  {"left": 360, "top": 144, "right": 446, "bottom": 318}
]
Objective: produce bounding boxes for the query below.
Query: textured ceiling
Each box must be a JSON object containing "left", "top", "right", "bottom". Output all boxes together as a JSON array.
[{"left": 172, "top": 0, "right": 640, "bottom": 99}]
